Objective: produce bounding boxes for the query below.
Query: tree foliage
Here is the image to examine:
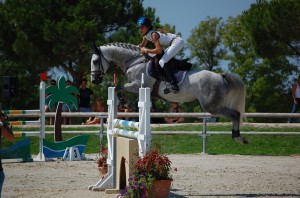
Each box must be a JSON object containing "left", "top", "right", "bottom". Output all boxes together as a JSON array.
[
  {"left": 187, "top": 17, "right": 226, "bottom": 71},
  {"left": 1, "top": 0, "right": 299, "bottom": 119},
  {"left": 241, "top": 0, "right": 300, "bottom": 59},
  {"left": 0, "top": 0, "right": 143, "bottom": 109},
  {"left": 0, "top": 0, "right": 143, "bottom": 78},
  {"left": 222, "top": 16, "right": 297, "bottom": 117}
]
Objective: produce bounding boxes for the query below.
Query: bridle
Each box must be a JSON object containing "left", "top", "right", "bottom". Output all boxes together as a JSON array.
[{"left": 91, "top": 44, "right": 111, "bottom": 82}]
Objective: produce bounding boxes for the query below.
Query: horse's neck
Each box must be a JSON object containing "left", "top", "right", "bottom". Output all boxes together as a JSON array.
[{"left": 103, "top": 46, "right": 143, "bottom": 71}]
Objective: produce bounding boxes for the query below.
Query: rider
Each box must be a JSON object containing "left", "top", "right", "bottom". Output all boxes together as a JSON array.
[{"left": 137, "top": 16, "right": 184, "bottom": 93}]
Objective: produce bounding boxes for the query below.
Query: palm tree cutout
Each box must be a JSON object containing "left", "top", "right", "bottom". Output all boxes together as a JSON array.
[{"left": 46, "top": 76, "right": 80, "bottom": 142}]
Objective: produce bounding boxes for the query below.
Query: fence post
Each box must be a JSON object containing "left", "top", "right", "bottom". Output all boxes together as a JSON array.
[
  {"left": 39, "top": 81, "right": 46, "bottom": 161},
  {"left": 202, "top": 117, "right": 207, "bottom": 154}
]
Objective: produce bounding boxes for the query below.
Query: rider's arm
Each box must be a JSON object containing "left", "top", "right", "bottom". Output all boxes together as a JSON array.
[
  {"left": 138, "top": 38, "right": 147, "bottom": 48},
  {"left": 141, "top": 32, "right": 162, "bottom": 54},
  {"left": 148, "top": 32, "right": 162, "bottom": 54}
]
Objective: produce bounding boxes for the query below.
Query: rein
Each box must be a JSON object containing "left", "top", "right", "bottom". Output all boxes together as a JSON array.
[{"left": 125, "top": 57, "right": 148, "bottom": 72}]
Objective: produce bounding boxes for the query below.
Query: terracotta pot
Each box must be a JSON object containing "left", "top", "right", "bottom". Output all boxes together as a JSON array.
[{"left": 151, "top": 180, "right": 172, "bottom": 198}]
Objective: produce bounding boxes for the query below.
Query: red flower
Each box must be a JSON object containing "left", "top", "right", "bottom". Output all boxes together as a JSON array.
[{"left": 134, "top": 149, "right": 172, "bottom": 180}]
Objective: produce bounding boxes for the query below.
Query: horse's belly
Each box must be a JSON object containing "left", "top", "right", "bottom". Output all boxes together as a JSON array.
[{"left": 157, "top": 84, "right": 196, "bottom": 103}]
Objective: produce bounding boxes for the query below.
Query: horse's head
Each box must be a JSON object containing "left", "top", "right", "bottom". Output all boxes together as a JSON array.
[
  {"left": 90, "top": 43, "right": 110, "bottom": 85},
  {"left": 91, "top": 42, "right": 148, "bottom": 85}
]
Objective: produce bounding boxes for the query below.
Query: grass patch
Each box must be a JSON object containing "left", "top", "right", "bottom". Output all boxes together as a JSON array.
[
  {"left": 151, "top": 134, "right": 300, "bottom": 156},
  {"left": 3, "top": 133, "right": 299, "bottom": 156},
  {"left": 4, "top": 124, "right": 300, "bottom": 156}
]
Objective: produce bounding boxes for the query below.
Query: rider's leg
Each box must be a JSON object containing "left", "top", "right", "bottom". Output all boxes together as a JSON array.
[
  {"left": 161, "top": 61, "right": 179, "bottom": 92},
  {"left": 159, "top": 37, "right": 184, "bottom": 65},
  {"left": 159, "top": 37, "right": 184, "bottom": 93}
]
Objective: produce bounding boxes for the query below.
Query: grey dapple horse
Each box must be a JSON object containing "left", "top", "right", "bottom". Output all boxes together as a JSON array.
[{"left": 91, "top": 42, "right": 248, "bottom": 144}]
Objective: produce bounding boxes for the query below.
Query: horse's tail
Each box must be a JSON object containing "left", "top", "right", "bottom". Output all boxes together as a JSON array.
[{"left": 222, "top": 73, "right": 246, "bottom": 125}]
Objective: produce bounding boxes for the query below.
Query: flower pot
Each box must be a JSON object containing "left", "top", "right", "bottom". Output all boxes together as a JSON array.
[{"left": 151, "top": 180, "right": 172, "bottom": 198}]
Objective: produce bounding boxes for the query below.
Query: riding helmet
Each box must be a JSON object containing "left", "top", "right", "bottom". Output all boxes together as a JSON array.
[{"left": 137, "top": 17, "right": 152, "bottom": 28}]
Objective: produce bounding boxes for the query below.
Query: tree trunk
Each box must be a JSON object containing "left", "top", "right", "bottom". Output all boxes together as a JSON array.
[{"left": 54, "top": 102, "right": 63, "bottom": 142}]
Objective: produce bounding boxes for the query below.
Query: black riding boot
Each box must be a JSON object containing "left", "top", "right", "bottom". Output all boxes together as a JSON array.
[{"left": 162, "top": 63, "right": 179, "bottom": 93}]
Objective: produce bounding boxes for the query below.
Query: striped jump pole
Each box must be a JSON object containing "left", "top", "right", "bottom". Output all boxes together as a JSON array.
[
  {"left": 113, "top": 119, "right": 139, "bottom": 129},
  {"left": 9, "top": 121, "right": 40, "bottom": 126},
  {"left": 3, "top": 109, "right": 40, "bottom": 115},
  {"left": 112, "top": 128, "right": 139, "bottom": 138},
  {"left": 13, "top": 132, "right": 41, "bottom": 137}
]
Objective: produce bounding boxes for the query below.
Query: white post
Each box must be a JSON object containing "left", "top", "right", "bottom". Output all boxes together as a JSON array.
[
  {"left": 202, "top": 117, "right": 207, "bottom": 154},
  {"left": 35, "top": 81, "right": 46, "bottom": 161},
  {"left": 89, "top": 87, "right": 116, "bottom": 190},
  {"left": 107, "top": 87, "right": 117, "bottom": 188},
  {"left": 141, "top": 73, "right": 144, "bottom": 88},
  {"left": 138, "top": 87, "right": 151, "bottom": 157}
]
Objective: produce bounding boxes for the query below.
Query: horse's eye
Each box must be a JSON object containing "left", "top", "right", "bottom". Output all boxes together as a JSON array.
[{"left": 93, "top": 59, "right": 99, "bottom": 64}]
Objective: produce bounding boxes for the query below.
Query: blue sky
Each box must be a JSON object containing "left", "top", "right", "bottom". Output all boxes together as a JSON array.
[{"left": 143, "top": 0, "right": 257, "bottom": 56}]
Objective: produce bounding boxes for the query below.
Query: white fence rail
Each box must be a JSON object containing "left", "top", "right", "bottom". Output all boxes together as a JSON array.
[
  {"left": 6, "top": 112, "right": 300, "bottom": 118},
  {"left": 8, "top": 112, "right": 300, "bottom": 136},
  {"left": 7, "top": 111, "right": 300, "bottom": 154}
]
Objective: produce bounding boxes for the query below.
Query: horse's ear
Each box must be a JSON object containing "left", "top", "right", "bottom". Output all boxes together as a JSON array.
[{"left": 92, "top": 42, "right": 100, "bottom": 55}]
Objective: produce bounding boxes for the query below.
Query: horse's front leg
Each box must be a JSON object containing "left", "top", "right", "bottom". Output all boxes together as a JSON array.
[{"left": 118, "top": 81, "right": 141, "bottom": 94}]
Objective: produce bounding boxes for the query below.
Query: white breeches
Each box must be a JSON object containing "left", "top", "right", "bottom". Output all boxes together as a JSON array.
[{"left": 159, "top": 37, "right": 184, "bottom": 68}]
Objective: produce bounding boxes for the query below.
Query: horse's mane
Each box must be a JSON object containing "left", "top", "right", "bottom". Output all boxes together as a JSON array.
[{"left": 104, "top": 42, "right": 140, "bottom": 53}]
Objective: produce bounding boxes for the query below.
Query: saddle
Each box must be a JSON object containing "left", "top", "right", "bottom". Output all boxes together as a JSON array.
[
  {"left": 153, "top": 53, "right": 192, "bottom": 71},
  {"left": 167, "top": 58, "right": 192, "bottom": 70},
  {"left": 146, "top": 53, "right": 192, "bottom": 84}
]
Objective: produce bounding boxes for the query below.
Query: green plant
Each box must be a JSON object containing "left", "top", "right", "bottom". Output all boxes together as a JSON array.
[
  {"left": 135, "top": 149, "right": 172, "bottom": 180},
  {"left": 121, "top": 149, "right": 173, "bottom": 198},
  {"left": 121, "top": 170, "right": 154, "bottom": 198}
]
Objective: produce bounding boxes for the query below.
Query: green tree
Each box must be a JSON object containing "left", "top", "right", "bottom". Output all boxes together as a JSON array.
[
  {"left": 0, "top": 0, "right": 143, "bottom": 110},
  {"left": 222, "top": 16, "right": 296, "bottom": 119},
  {"left": 187, "top": 17, "right": 226, "bottom": 71},
  {"left": 241, "top": 0, "right": 300, "bottom": 59},
  {"left": 46, "top": 77, "right": 79, "bottom": 141}
]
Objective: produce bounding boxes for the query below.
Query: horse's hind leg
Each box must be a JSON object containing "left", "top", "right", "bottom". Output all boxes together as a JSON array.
[{"left": 217, "top": 108, "right": 249, "bottom": 144}]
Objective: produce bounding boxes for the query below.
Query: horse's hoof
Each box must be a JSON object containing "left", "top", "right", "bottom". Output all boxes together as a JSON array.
[{"left": 234, "top": 137, "right": 249, "bottom": 144}]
